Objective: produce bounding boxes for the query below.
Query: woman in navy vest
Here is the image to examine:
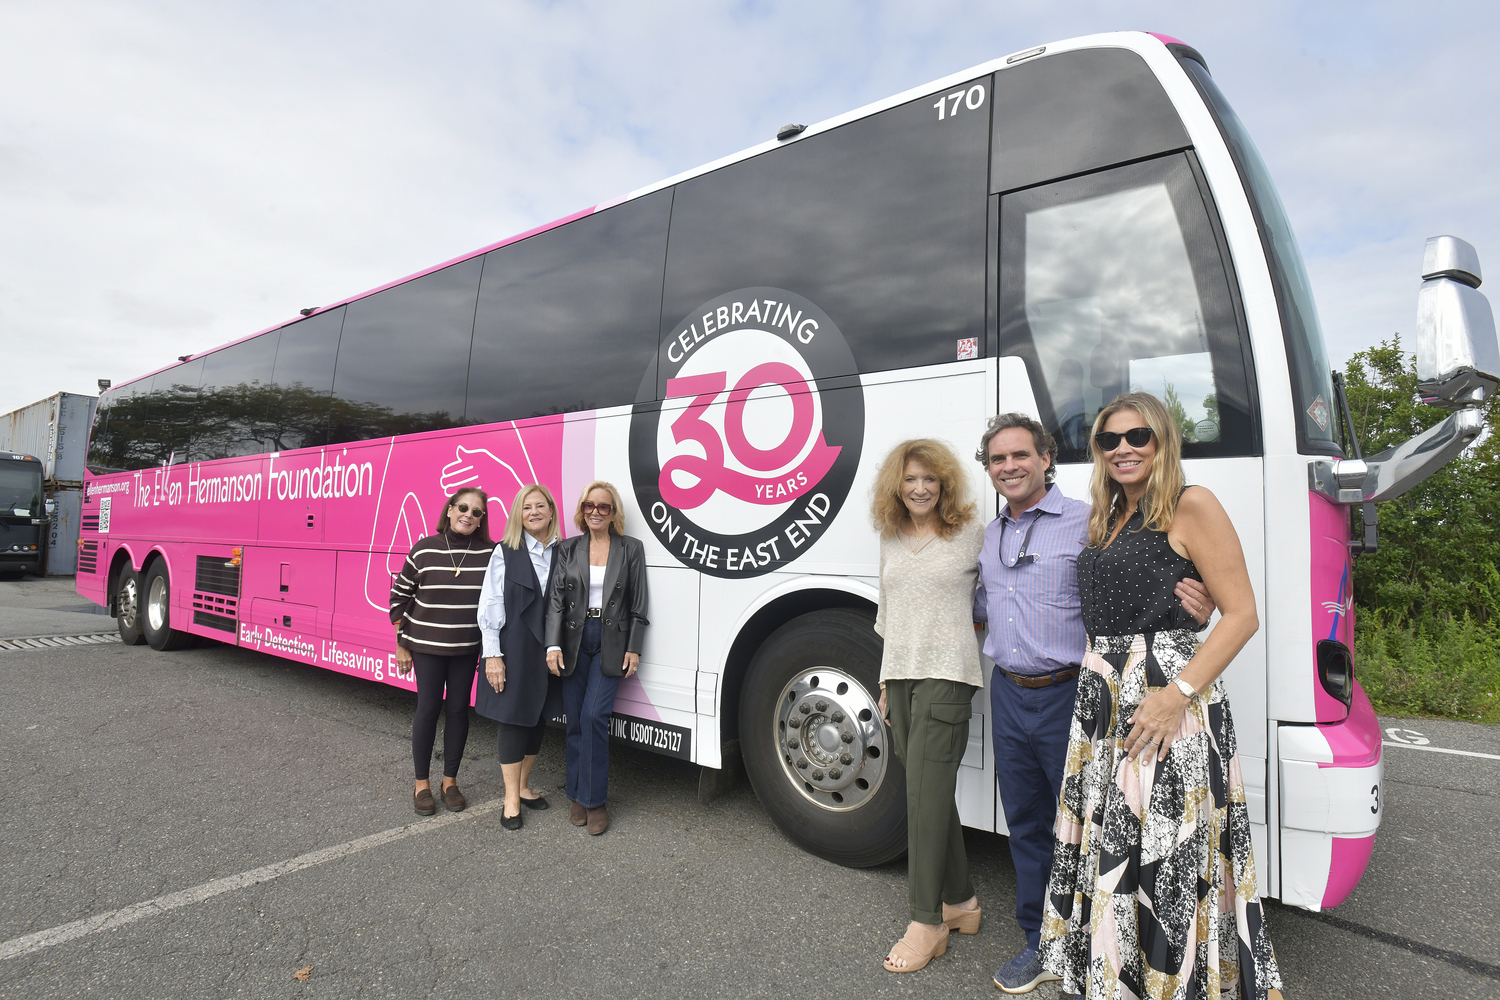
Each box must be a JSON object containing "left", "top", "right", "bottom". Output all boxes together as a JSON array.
[{"left": 476, "top": 484, "right": 562, "bottom": 831}]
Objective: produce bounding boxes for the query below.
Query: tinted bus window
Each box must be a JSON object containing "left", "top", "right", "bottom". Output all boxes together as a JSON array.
[
  {"left": 999, "top": 152, "right": 1256, "bottom": 462},
  {"left": 660, "top": 80, "right": 990, "bottom": 387},
  {"left": 152, "top": 358, "right": 205, "bottom": 464},
  {"left": 1179, "top": 56, "right": 1339, "bottom": 454},
  {"left": 331, "top": 258, "right": 481, "bottom": 442},
  {"left": 466, "top": 190, "right": 671, "bottom": 423},
  {"left": 992, "top": 47, "right": 1189, "bottom": 194},
  {"left": 85, "top": 391, "right": 115, "bottom": 473},
  {"left": 193, "top": 332, "right": 281, "bottom": 461},
  {"left": 267, "top": 307, "right": 344, "bottom": 451}
]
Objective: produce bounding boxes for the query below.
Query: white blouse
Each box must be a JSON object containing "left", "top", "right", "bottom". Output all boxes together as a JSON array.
[{"left": 874, "top": 517, "right": 986, "bottom": 688}]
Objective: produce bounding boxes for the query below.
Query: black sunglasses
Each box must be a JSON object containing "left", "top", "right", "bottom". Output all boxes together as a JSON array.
[
  {"left": 452, "top": 501, "right": 485, "bottom": 518},
  {"left": 1093, "top": 426, "right": 1154, "bottom": 451}
]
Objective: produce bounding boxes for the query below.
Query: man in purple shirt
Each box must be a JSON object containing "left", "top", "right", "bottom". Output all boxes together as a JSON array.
[{"left": 973, "top": 413, "right": 1212, "bottom": 995}]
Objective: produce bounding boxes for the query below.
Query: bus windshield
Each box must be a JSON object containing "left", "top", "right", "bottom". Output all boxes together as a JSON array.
[
  {"left": 0, "top": 461, "right": 43, "bottom": 516},
  {"left": 1180, "top": 56, "right": 1341, "bottom": 455}
]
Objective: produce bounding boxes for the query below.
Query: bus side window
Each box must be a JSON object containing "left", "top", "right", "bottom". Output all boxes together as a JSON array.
[
  {"left": 998, "top": 152, "right": 1257, "bottom": 462},
  {"left": 193, "top": 332, "right": 279, "bottom": 461},
  {"left": 331, "top": 258, "right": 482, "bottom": 443},
  {"left": 660, "top": 78, "right": 990, "bottom": 383},
  {"left": 465, "top": 189, "right": 671, "bottom": 424},
  {"left": 267, "top": 307, "right": 344, "bottom": 452},
  {"left": 991, "top": 47, "right": 1190, "bottom": 195}
]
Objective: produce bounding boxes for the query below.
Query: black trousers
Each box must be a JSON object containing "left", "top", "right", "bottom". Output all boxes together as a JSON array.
[
  {"left": 411, "top": 650, "right": 478, "bottom": 780},
  {"left": 496, "top": 718, "right": 547, "bottom": 765}
]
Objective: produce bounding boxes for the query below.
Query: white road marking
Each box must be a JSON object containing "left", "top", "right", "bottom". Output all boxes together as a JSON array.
[
  {"left": 0, "top": 798, "right": 504, "bottom": 961},
  {"left": 1382, "top": 741, "right": 1500, "bottom": 761}
]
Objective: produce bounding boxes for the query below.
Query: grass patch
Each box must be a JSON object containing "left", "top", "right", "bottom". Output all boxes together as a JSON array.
[{"left": 1355, "top": 615, "right": 1500, "bottom": 723}]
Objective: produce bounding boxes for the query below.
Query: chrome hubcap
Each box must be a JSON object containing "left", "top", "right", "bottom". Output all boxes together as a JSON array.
[
  {"left": 774, "top": 667, "right": 888, "bottom": 812},
  {"left": 119, "top": 577, "right": 139, "bottom": 629},
  {"left": 147, "top": 575, "right": 168, "bottom": 632}
]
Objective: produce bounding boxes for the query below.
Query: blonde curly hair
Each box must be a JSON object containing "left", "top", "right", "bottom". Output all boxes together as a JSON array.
[{"left": 870, "top": 439, "right": 975, "bottom": 540}]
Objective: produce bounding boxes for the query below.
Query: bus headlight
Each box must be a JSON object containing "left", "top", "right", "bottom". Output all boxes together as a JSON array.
[{"left": 1316, "top": 640, "right": 1355, "bottom": 707}]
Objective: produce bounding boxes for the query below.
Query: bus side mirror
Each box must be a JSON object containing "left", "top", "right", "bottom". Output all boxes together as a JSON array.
[{"left": 1416, "top": 235, "right": 1500, "bottom": 410}]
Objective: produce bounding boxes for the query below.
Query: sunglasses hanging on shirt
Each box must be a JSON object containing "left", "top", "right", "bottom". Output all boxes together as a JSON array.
[{"left": 1003, "top": 513, "right": 1041, "bottom": 568}]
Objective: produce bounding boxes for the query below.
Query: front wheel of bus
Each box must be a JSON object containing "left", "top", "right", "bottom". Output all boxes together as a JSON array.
[
  {"left": 739, "top": 608, "right": 906, "bottom": 868},
  {"left": 115, "top": 565, "right": 145, "bottom": 645},
  {"left": 142, "top": 562, "right": 193, "bottom": 651}
]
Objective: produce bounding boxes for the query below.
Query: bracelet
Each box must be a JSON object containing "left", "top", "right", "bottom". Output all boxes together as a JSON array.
[{"left": 1171, "top": 677, "right": 1196, "bottom": 699}]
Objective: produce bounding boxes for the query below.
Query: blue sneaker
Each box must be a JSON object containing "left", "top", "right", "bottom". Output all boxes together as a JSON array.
[{"left": 992, "top": 945, "right": 1061, "bottom": 993}]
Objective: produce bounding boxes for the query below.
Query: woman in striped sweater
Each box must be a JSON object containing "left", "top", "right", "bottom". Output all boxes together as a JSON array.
[{"left": 390, "top": 487, "right": 495, "bottom": 816}]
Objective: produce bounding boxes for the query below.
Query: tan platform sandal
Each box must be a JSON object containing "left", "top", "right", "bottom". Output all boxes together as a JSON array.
[
  {"left": 942, "top": 901, "right": 982, "bottom": 935},
  {"left": 882, "top": 924, "right": 949, "bottom": 973}
]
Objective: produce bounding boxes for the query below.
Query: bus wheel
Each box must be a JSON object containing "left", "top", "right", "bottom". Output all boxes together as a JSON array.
[
  {"left": 115, "top": 565, "right": 145, "bottom": 646},
  {"left": 739, "top": 608, "right": 906, "bottom": 868},
  {"left": 142, "top": 562, "right": 193, "bottom": 651}
]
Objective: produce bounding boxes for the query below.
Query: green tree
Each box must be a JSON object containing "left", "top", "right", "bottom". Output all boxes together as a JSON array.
[{"left": 1343, "top": 335, "right": 1500, "bottom": 627}]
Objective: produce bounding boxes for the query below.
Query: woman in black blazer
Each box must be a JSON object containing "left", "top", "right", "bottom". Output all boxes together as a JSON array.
[
  {"left": 476, "top": 484, "right": 562, "bottom": 831},
  {"left": 545, "top": 481, "right": 649, "bottom": 836}
]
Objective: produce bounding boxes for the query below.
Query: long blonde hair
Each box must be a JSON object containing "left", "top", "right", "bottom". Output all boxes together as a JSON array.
[
  {"left": 1087, "top": 391, "right": 1186, "bottom": 546},
  {"left": 501, "top": 484, "right": 560, "bottom": 550},
  {"left": 870, "top": 438, "right": 976, "bottom": 540},
  {"left": 572, "top": 480, "right": 627, "bottom": 535}
]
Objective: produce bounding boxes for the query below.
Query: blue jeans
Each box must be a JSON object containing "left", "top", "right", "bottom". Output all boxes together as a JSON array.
[
  {"left": 561, "top": 618, "right": 620, "bottom": 809},
  {"left": 991, "top": 668, "right": 1077, "bottom": 949}
]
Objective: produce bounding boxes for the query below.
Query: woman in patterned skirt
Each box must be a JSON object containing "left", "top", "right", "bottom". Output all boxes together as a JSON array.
[{"left": 1039, "top": 392, "right": 1282, "bottom": 1000}]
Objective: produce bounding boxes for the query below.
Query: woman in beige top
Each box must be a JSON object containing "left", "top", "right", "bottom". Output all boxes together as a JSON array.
[{"left": 872, "top": 438, "right": 986, "bottom": 973}]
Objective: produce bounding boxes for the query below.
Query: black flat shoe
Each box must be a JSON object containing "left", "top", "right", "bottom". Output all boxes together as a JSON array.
[
  {"left": 519, "top": 794, "right": 549, "bottom": 811},
  {"left": 414, "top": 787, "right": 436, "bottom": 816},
  {"left": 501, "top": 810, "right": 523, "bottom": 831}
]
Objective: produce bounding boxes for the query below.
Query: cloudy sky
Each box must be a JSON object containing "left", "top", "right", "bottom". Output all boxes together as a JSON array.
[{"left": 2, "top": 1, "right": 1496, "bottom": 418}]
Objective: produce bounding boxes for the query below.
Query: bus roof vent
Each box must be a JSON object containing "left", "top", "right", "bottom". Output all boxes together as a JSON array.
[{"left": 777, "top": 123, "right": 806, "bottom": 141}]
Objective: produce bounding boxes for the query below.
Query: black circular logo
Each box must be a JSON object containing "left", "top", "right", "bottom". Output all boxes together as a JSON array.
[{"left": 629, "top": 288, "right": 864, "bottom": 579}]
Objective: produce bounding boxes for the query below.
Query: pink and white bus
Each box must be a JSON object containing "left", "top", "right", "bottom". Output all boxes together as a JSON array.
[{"left": 77, "top": 32, "right": 1498, "bottom": 910}]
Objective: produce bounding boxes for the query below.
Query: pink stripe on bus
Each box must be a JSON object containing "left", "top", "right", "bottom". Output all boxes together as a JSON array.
[
  {"left": 1322, "top": 833, "right": 1376, "bottom": 908},
  {"left": 1147, "top": 33, "right": 1188, "bottom": 46},
  {"left": 1317, "top": 682, "right": 1382, "bottom": 768}
]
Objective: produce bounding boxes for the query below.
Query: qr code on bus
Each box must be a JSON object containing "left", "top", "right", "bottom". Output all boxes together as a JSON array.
[
  {"left": 97, "top": 497, "right": 111, "bottom": 534},
  {"left": 956, "top": 337, "right": 978, "bottom": 360}
]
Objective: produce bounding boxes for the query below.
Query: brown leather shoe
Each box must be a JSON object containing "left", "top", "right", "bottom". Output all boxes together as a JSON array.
[
  {"left": 414, "top": 787, "right": 436, "bottom": 816},
  {"left": 442, "top": 783, "right": 467, "bottom": 812},
  {"left": 569, "top": 800, "right": 587, "bottom": 826},
  {"left": 586, "top": 804, "right": 609, "bottom": 835}
]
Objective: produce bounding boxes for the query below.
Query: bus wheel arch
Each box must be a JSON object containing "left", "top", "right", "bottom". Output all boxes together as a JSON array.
[
  {"left": 736, "top": 604, "right": 906, "bottom": 868},
  {"left": 140, "top": 555, "right": 193, "bottom": 651},
  {"left": 109, "top": 549, "right": 146, "bottom": 646}
]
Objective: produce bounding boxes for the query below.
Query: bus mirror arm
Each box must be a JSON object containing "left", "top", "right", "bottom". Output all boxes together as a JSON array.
[{"left": 1311, "top": 407, "right": 1485, "bottom": 506}]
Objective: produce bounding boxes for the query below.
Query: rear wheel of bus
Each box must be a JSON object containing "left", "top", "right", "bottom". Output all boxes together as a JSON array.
[
  {"left": 739, "top": 608, "right": 906, "bottom": 868},
  {"left": 142, "top": 561, "right": 193, "bottom": 651},
  {"left": 114, "top": 564, "right": 145, "bottom": 645}
]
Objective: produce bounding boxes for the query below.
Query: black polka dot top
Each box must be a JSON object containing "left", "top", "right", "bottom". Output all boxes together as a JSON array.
[{"left": 1077, "top": 507, "right": 1204, "bottom": 637}]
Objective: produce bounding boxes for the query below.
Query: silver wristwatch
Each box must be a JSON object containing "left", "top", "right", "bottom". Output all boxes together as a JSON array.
[{"left": 1171, "top": 677, "right": 1196, "bottom": 699}]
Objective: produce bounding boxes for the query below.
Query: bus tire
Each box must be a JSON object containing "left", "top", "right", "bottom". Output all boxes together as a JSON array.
[
  {"left": 142, "top": 562, "right": 193, "bottom": 651},
  {"left": 115, "top": 565, "right": 146, "bottom": 645},
  {"left": 738, "top": 608, "right": 906, "bottom": 868}
]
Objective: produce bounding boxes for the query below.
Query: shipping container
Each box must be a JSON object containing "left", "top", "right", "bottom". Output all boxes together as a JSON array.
[
  {"left": 0, "top": 393, "right": 98, "bottom": 575},
  {"left": 0, "top": 393, "right": 97, "bottom": 486}
]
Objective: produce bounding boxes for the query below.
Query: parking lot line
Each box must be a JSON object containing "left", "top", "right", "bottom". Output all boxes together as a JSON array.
[
  {"left": 1381, "top": 742, "right": 1500, "bottom": 762},
  {"left": 0, "top": 798, "right": 504, "bottom": 961}
]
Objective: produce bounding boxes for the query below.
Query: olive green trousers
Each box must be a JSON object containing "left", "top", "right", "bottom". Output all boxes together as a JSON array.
[{"left": 884, "top": 677, "right": 977, "bottom": 925}]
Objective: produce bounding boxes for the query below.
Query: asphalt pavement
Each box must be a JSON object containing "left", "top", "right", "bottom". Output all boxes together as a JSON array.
[{"left": 0, "top": 576, "right": 1496, "bottom": 998}]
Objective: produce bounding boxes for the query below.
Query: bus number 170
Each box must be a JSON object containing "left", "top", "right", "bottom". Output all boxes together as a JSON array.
[{"left": 934, "top": 84, "right": 986, "bottom": 120}]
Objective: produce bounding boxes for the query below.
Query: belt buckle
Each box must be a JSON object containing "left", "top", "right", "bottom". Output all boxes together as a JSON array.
[{"left": 585, "top": 607, "right": 602, "bottom": 618}]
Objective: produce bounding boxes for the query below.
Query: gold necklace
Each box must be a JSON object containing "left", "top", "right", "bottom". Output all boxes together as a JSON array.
[{"left": 446, "top": 532, "right": 471, "bottom": 576}]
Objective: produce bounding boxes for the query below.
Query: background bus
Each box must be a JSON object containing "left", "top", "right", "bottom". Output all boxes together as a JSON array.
[
  {"left": 75, "top": 31, "right": 1498, "bottom": 912},
  {"left": 0, "top": 453, "right": 47, "bottom": 574}
]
